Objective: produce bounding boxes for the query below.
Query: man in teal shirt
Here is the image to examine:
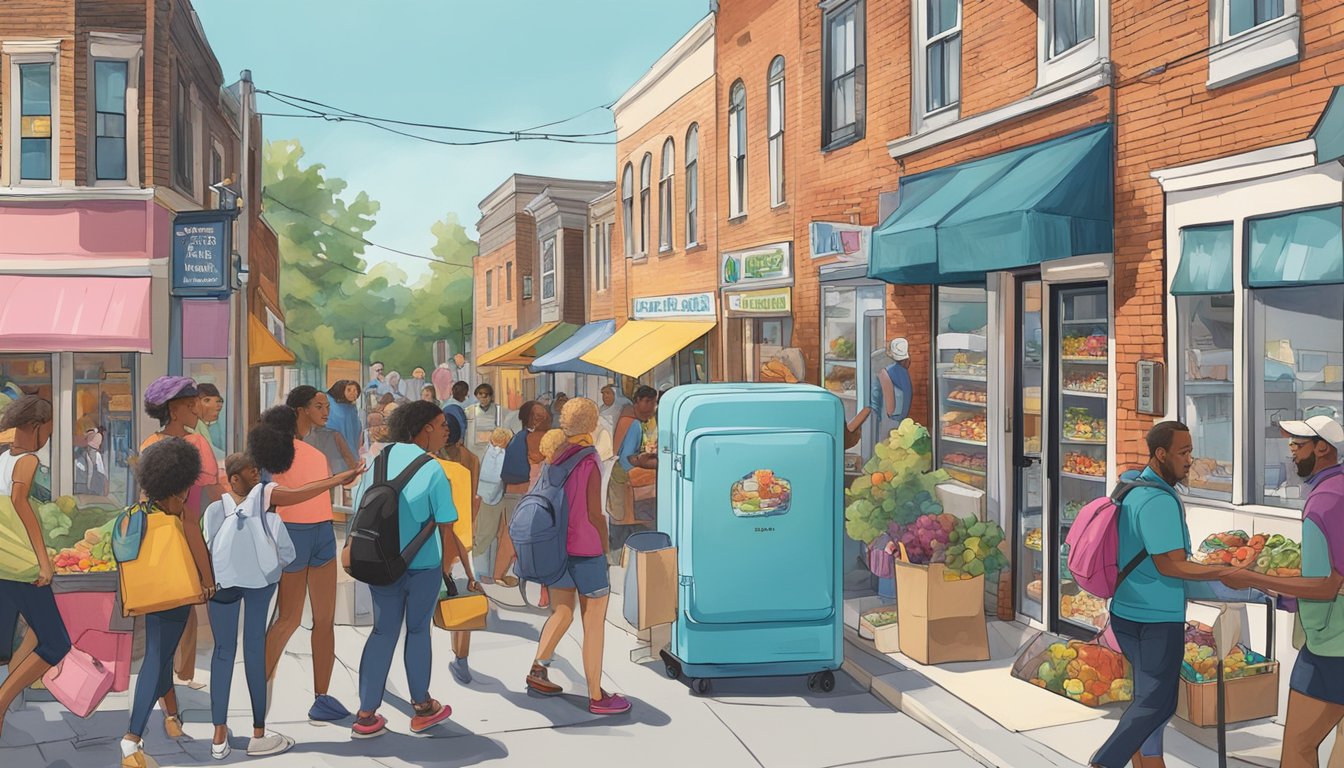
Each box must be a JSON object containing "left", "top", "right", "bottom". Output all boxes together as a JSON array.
[{"left": 1092, "top": 421, "right": 1235, "bottom": 768}]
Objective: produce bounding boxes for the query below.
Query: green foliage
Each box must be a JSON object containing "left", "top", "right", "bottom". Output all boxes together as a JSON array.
[
  {"left": 943, "top": 517, "right": 1010, "bottom": 576},
  {"left": 843, "top": 419, "right": 950, "bottom": 544}
]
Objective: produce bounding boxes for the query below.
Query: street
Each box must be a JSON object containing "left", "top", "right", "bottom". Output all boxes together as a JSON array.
[{"left": 0, "top": 583, "right": 979, "bottom": 768}]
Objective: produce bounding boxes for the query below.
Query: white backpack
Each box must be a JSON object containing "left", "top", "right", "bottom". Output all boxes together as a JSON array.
[{"left": 208, "top": 483, "right": 294, "bottom": 589}]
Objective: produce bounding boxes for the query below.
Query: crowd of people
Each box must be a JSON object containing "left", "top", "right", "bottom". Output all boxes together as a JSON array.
[{"left": 0, "top": 368, "right": 657, "bottom": 767}]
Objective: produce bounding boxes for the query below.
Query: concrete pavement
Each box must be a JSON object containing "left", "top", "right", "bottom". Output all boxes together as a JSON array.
[{"left": 1, "top": 586, "right": 979, "bottom": 768}]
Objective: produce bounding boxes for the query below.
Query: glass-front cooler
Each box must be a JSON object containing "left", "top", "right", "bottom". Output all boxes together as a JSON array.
[
  {"left": 1016, "top": 280, "right": 1044, "bottom": 623},
  {"left": 935, "top": 287, "right": 989, "bottom": 490},
  {"left": 1052, "top": 284, "right": 1111, "bottom": 634},
  {"left": 822, "top": 284, "right": 886, "bottom": 477}
]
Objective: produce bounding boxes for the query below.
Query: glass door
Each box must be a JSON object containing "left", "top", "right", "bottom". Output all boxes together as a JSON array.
[
  {"left": 822, "top": 286, "right": 860, "bottom": 475},
  {"left": 1051, "top": 283, "right": 1111, "bottom": 635},
  {"left": 1015, "top": 279, "right": 1044, "bottom": 623}
]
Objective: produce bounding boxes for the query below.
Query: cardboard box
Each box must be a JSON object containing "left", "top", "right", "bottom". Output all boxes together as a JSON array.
[
  {"left": 1175, "top": 668, "right": 1280, "bottom": 726},
  {"left": 936, "top": 482, "right": 985, "bottom": 521},
  {"left": 892, "top": 560, "right": 989, "bottom": 665},
  {"left": 623, "top": 542, "right": 677, "bottom": 631},
  {"left": 859, "top": 606, "right": 901, "bottom": 654}
]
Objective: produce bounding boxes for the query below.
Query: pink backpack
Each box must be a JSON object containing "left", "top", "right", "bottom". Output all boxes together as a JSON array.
[
  {"left": 42, "top": 646, "right": 114, "bottom": 718},
  {"left": 1065, "top": 479, "right": 1165, "bottom": 599}
]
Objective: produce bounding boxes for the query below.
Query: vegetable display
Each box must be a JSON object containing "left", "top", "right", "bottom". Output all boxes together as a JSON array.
[
  {"left": 1198, "top": 530, "right": 1301, "bottom": 575},
  {"left": 1181, "top": 622, "right": 1276, "bottom": 683},
  {"left": 942, "top": 516, "right": 1009, "bottom": 580},
  {"left": 844, "top": 420, "right": 949, "bottom": 558},
  {"left": 1020, "top": 638, "right": 1133, "bottom": 707}
]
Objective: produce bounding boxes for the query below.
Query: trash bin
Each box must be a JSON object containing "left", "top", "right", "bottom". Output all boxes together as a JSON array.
[{"left": 622, "top": 531, "right": 675, "bottom": 631}]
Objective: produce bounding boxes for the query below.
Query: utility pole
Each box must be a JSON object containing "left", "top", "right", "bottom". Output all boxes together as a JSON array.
[{"left": 233, "top": 69, "right": 254, "bottom": 446}]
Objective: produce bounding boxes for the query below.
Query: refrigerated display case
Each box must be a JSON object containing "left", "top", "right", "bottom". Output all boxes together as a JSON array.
[
  {"left": 1015, "top": 280, "right": 1044, "bottom": 623},
  {"left": 1051, "top": 284, "right": 1111, "bottom": 634},
  {"left": 934, "top": 287, "right": 989, "bottom": 491},
  {"left": 821, "top": 285, "right": 886, "bottom": 477}
]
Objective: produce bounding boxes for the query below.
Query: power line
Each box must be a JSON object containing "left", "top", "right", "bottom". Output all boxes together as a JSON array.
[{"left": 518, "top": 100, "right": 616, "bottom": 133}]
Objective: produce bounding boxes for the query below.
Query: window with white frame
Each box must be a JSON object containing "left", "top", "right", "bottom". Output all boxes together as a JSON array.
[
  {"left": 639, "top": 153, "right": 652, "bottom": 254},
  {"left": 488, "top": 327, "right": 495, "bottom": 349},
  {"left": 1207, "top": 0, "right": 1299, "bottom": 89},
  {"left": 592, "top": 223, "right": 603, "bottom": 291},
  {"left": 94, "top": 60, "right": 129, "bottom": 181},
  {"left": 659, "top": 138, "right": 674, "bottom": 252},
  {"left": 1036, "top": 0, "right": 1107, "bottom": 91},
  {"left": 685, "top": 124, "right": 699, "bottom": 245},
  {"left": 541, "top": 236, "right": 557, "bottom": 301},
  {"left": 622, "top": 163, "right": 635, "bottom": 256},
  {"left": 208, "top": 139, "right": 224, "bottom": 208},
  {"left": 768, "top": 56, "right": 786, "bottom": 207},
  {"left": 912, "top": 0, "right": 961, "bottom": 134},
  {"left": 506, "top": 261, "right": 513, "bottom": 301},
  {"left": 604, "top": 223, "right": 613, "bottom": 287},
  {"left": 1048, "top": 0, "right": 1095, "bottom": 58},
  {"left": 728, "top": 81, "right": 747, "bottom": 218},
  {"left": 485, "top": 268, "right": 494, "bottom": 307},
  {"left": 19, "top": 62, "right": 55, "bottom": 181},
  {"left": 174, "top": 76, "right": 194, "bottom": 192},
  {"left": 822, "top": 0, "right": 864, "bottom": 149}
]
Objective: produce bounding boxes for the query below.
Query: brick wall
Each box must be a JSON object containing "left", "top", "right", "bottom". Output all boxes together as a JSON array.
[
  {"left": 561, "top": 226, "right": 586, "bottom": 326},
  {"left": 0, "top": 0, "right": 76, "bottom": 183}
]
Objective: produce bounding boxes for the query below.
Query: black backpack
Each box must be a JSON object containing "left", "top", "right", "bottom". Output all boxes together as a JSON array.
[{"left": 347, "top": 446, "right": 436, "bottom": 586}]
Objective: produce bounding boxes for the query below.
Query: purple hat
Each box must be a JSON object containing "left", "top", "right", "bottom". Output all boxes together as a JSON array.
[{"left": 144, "top": 376, "right": 199, "bottom": 406}]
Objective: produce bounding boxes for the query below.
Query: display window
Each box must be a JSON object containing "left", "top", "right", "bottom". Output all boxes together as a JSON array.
[
  {"left": 0, "top": 354, "right": 56, "bottom": 498},
  {"left": 934, "top": 286, "right": 990, "bottom": 490},
  {"left": 72, "top": 353, "right": 137, "bottom": 507}
]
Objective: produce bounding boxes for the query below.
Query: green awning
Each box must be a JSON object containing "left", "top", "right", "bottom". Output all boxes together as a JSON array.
[
  {"left": 1247, "top": 206, "right": 1344, "bottom": 287},
  {"left": 1312, "top": 86, "right": 1344, "bottom": 164},
  {"left": 870, "top": 124, "right": 1113, "bottom": 285},
  {"left": 1171, "top": 224, "right": 1233, "bottom": 295}
]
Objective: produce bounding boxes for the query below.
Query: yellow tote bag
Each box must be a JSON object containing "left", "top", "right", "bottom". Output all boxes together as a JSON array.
[
  {"left": 117, "top": 510, "right": 203, "bottom": 616},
  {"left": 0, "top": 495, "right": 40, "bottom": 583}
]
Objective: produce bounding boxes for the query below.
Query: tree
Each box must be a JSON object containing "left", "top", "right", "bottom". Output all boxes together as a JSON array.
[{"left": 379, "top": 214, "right": 476, "bottom": 368}]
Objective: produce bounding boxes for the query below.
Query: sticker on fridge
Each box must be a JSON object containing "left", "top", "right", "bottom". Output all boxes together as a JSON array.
[{"left": 730, "top": 470, "right": 792, "bottom": 517}]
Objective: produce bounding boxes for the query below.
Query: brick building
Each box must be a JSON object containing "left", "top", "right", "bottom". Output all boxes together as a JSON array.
[{"left": 0, "top": 0, "right": 278, "bottom": 506}]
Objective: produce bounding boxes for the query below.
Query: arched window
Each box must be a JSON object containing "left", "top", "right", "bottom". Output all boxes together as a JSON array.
[
  {"left": 685, "top": 124, "right": 699, "bottom": 246},
  {"left": 659, "top": 139, "right": 675, "bottom": 252},
  {"left": 639, "top": 153, "right": 652, "bottom": 255},
  {"left": 621, "top": 163, "right": 634, "bottom": 256},
  {"left": 728, "top": 80, "right": 747, "bottom": 217},
  {"left": 768, "top": 56, "right": 786, "bottom": 207}
]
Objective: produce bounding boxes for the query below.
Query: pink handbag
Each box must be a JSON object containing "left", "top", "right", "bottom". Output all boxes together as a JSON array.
[{"left": 42, "top": 646, "right": 114, "bottom": 718}]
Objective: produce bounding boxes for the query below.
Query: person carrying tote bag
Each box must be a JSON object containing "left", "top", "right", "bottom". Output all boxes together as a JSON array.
[{"left": 113, "top": 438, "right": 216, "bottom": 768}]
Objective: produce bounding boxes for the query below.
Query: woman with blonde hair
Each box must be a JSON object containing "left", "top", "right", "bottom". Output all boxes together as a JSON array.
[{"left": 524, "top": 398, "right": 630, "bottom": 715}]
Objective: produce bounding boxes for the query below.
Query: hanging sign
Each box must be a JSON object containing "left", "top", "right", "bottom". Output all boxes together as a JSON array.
[
  {"left": 721, "top": 242, "right": 793, "bottom": 287},
  {"left": 172, "top": 210, "right": 235, "bottom": 297}
]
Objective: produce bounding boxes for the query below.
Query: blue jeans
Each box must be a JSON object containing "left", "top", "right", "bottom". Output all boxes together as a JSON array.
[
  {"left": 1092, "top": 616, "right": 1184, "bottom": 767},
  {"left": 358, "top": 567, "right": 440, "bottom": 713},
  {"left": 129, "top": 605, "right": 192, "bottom": 738},
  {"left": 207, "top": 584, "right": 277, "bottom": 729},
  {"left": 0, "top": 580, "right": 70, "bottom": 666}
]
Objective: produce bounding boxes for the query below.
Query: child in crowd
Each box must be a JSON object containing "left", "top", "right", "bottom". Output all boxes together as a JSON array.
[{"left": 473, "top": 427, "right": 512, "bottom": 584}]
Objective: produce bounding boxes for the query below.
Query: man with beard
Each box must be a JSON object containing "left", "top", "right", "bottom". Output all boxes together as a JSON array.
[{"left": 1223, "top": 415, "right": 1344, "bottom": 768}]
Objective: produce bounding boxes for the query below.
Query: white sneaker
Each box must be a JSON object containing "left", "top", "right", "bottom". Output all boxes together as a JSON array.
[
  {"left": 174, "top": 675, "right": 206, "bottom": 691},
  {"left": 210, "top": 739, "right": 231, "bottom": 761},
  {"left": 247, "top": 731, "right": 294, "bottom": 757}
]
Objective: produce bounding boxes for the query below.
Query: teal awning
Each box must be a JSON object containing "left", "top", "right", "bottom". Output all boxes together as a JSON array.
[
  {"left": 870, "top": 124, "right": 1113, "bottom": 285},
  {"left": 1171, "top": 224, "right": 1233, "bottom": 295},
  {"left": 1247, "top": 206, "right": 1344, "bottom": 287},
  {"left": 1312, "top": 86, "right": 1344, "bottom": 164},
  {"left": 528, "top": 319, "right": 616, "bottom": 375}
]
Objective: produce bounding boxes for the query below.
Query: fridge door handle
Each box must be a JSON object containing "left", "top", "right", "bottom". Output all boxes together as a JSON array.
[{"left": 678, "top": 575, "right": 692, "bottom": 587}]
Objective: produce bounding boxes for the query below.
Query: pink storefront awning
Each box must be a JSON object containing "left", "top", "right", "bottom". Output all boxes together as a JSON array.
[{"left": 0, "top": 276, "right": 152, "bottom": 352}]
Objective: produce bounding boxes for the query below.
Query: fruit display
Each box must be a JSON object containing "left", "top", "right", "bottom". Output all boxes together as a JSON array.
[
  {"left": 53, "top": 524, "right": 115, "bottom": 574},
  {"left": 1063, "top": 452, "right": 1106, "bottom": 477},
  {"left": 828, "top": 336, "right": 856, "bottom": 360},
  {"left": 824, "top": 363, "right": 857, "bottom": 393},
  {"left": 1199, "top": 530, "right": 1301, "bottom": 574},
  {"left": 943, "top": 452, "right": 986, "bottom": 473},
  {"left": 1063, "top": 370, "right": 1108, "bottom": 393},
  {"left": 1063, "top": 499, "right": 1085, "bottom": 521},
  {"left": 1181, "top": 623, "right": 1276, "bottom": 683},
  {"left": 1019, "top": 638, "right": 1133, "bottom": 707},
  {"left": 943, "top": 413, "right": 987, "bottom": 442},
  {"left": 894, "top": 513, "right": 958, "bottom": 565},
  {"left": 1063, "top": 407, "right": 1106, "bottom": 442},
  {"left": 1060, "top": 590, "right": 1108, "bottom": 628},
  {"left": 1062, "top": 332, "right": 1108, "bottom": 359},
  {"left": 37, "top": 496, "right": 120, "bottom": 575},
  {"left": 731, "top": 469, "right": 792, "bottom": 517},
  {"left": 1026, "top": 528, "right": 1043, "bottom": 551},
  {"left": 947, "top": 389, "right": 987, "bottom": 405},
  {"left": 946, "top": 352, "right": 987, "bottom": 378},
  {"left": 844, "top": 421, "right": 950, "bottom": 558},
  {"left": 863, "top": 609, "right": 899, "bottom": 628},
  {"left": 943, "top": 516, "right": 1009, "bottom": 579}
]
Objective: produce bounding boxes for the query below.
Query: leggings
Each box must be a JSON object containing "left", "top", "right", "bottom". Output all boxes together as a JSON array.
[
  {"left": 207, "top": 584, "right": 277, "bottom": 729},
  {"left": 129, "top": 605, "right": 191, "bottom": 738}
]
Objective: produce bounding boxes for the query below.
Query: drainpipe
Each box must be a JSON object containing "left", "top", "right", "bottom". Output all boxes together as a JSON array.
[{"left": 236, "top": 69, "right": 253, "bottom": 445}]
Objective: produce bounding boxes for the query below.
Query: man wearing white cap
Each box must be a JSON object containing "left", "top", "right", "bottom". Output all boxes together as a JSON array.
[
  {"left": 1222, "top": 414, "right": 1344, "bottom": 767},
  {"left": 871, "top": 338, "right": 914, "bottom": 435}
]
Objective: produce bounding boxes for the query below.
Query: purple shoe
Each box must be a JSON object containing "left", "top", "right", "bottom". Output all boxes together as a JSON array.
[{"left": 589, "top": 691, "right": 631, "bottom": 715}]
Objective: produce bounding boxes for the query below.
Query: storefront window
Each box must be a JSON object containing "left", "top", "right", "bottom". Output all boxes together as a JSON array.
[
  {"left": 934, "top": 286, "right": 989, "bottom": 490},
  {"left": 1253, "top": 284, "right": 1344, "bottom": 508},
  {"left": 742, "top": 318, "right": 793, "bottom": 382},
  {"left": 1178, "top": 295, "right": 1235, "bottom": 501},
  {"left": 0, "top": 354, "right": 55, "bottom": 498},
  {"left": 649, "top": 335, "right": 710, "bottom": 391},
  {"left": 72, "top": 353, "right": 137, "bottom": 507}
]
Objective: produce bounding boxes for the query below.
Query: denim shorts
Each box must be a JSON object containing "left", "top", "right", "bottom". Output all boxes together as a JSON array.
[
  {"left": 550, "top": 555, "right": 610, "bottom": 598},
  {"left": 1290, "top": 646, "right": 1344, "bottom": 706},
  {"left": 283, "top": 521, "right": 337, "bottom": 572}
]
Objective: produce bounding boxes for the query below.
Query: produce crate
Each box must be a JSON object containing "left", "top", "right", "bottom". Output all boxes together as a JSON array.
[
  {"left": 859, "top": 606, "right": 900, "bottom": 654},
  {"left": 1011, "top": 630, "right": 1133, "bottom": 708},
  {"left": 1176, "top": 665, "right": 1280, "bottom": 726}
]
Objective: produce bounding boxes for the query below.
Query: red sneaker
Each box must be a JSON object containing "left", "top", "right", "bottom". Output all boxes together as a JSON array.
[
  {"left": 351, "top": 713, "right": 387, "bottom": 739},
  {"left": 589, "top": 691, "right": 631, "bottom": 715},
  {"left": 410, "top": 699, "right": 452, "bottom": 733}
]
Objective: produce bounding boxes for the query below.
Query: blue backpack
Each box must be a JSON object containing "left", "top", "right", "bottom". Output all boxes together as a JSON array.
[
  {"left": 501, "top": 430, "right": 531, "bottom": 486},
  {"left": 508, "top": 446, "right": 596, "bottom": 585}
]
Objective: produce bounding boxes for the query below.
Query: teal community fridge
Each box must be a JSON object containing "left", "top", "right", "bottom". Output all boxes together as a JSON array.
[{"left": 656, "top": 383, "right": 844, "bottom": 694}]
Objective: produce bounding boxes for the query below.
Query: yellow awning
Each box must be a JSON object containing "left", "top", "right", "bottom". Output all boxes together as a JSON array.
[
  {"left": 248, "top": 313, "right": 295, "bottom": 367},
  {"left": 580, "top": 320, "right": 716, "bottom": 378},
  {"left": 475, "top": 322, "right": 578, "bottom": 368}
]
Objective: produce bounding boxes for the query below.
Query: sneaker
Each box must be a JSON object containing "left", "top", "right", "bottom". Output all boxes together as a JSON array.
[
  {"left": 175, "top": 675, "right": 207, "bottom": 691},
  {"left": 495, "top": 575, "right": 519, "bottom": 588},
  {"left": 163, "top": 714, "right": 184, "bottom": 739},
  {"left": 210, "top": 739, "right": 231, "bottom": 761},
  {"left": 409, "top": 699, "right": 452, "bottom": 734},
  {"left": 309, "top": 694, "right": 352, "bottom": 723},
  {"left": 450, "top": 657, "right": 473, "bottom": 685},
  {"left": 525, "top": 663, "right": 562, "bottom": 696},
  {"left": 247, "top": 731, "right": 294, "bottom": 757},
  {"left": 589, "top": 691, "right": 632, "bottom": 715},
  {"left": 120, "top": 741, "right": 160, "bottom": 768},
  {"left": 351, "top": 712, "right": 387, "bottom": 739}
]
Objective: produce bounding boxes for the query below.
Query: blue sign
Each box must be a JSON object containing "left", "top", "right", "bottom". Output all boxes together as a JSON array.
[{"left": 172, "top": 211, "right": 234, "bottom": 296}]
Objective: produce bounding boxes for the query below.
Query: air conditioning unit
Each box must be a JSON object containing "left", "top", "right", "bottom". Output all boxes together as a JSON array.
[{"left": 522, "top": 276, "right": 533, "bottom": 300}]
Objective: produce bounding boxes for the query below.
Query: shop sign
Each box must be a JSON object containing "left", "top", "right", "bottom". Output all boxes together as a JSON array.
[
  {"left": 721, "top": 242, "right": 792, "bottom": 287},
  {"left": 810, "top": 222, "right": 872, "bottom": 264},
  {"left": 727, "top": 287, "right": 792, "bottom": 314},
  {"left": 172, "top": 210, "right": 235, "bottom": 297},
  {"left": 632, "top": 291, "right": 717, "bottom": 319}
]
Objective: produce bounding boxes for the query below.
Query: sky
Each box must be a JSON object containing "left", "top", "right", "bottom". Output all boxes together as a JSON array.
[{"left": 194, "top": 0, "right": 710, "bottom": 278}]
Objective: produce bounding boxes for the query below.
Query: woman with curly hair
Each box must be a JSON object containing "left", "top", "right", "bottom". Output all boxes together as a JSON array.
[
  {"left": 259, "top": 390, "right": 364, "bottom": 724},
  {"left": 0, "top": 397, "right": 68, "bottom": 740},
  {"left": 118, "top": 438, "right": 216, "bottom": 768},
  {"left": 325, "top": 380, "right": 363, "bottom": 469},
  {"left": 525, "top": 398, "right": 629, "bottom": 715}
]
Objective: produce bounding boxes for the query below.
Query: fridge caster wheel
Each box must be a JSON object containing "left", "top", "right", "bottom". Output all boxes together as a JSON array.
[
  {"left": 808, "top": 671, "right": 835, "bottom": 693},
  {"left": 659, "top": 650, "right": 681, "bottom": 680},
  {"left": 691, "top": 678, "right": 711, "bottom": 695},
  {"left": 665, "top": 662, "right": 681, "bottom": 680}
]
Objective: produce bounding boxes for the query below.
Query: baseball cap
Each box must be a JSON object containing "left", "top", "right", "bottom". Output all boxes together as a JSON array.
[
  {"left": 890, "top": 338, "right": 910, "bottom": 361},
  {"left": 1279, "top": 415, "right": 1344, "bottom": 450}
]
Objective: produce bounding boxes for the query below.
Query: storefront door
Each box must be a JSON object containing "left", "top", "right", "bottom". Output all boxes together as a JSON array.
[
  {"left": 861, "top": 310, "right": 886, "bottom": 455},
  {"left": 1013, "top": 278, "right": 1044, "bottom": 624}
]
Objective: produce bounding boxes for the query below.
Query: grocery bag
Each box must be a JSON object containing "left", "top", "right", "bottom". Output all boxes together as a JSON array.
[
  {"left": 1012, "top": 629, "right": 1133, "bottom": 707},
  {"left": 115, "top": 510, "right": 204, "bottom": 616},
  {"left": 622, "top": 531, "right": 676, "bottom": 631},
  {"left": 433, "top": 576, "right": 487, "bottom": 631},
  {"left": 0, "top": 495, "right": 39, "bottom": 582},
  {"left": 42, "top": 646, "right": 113, "bottom": 718}
]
